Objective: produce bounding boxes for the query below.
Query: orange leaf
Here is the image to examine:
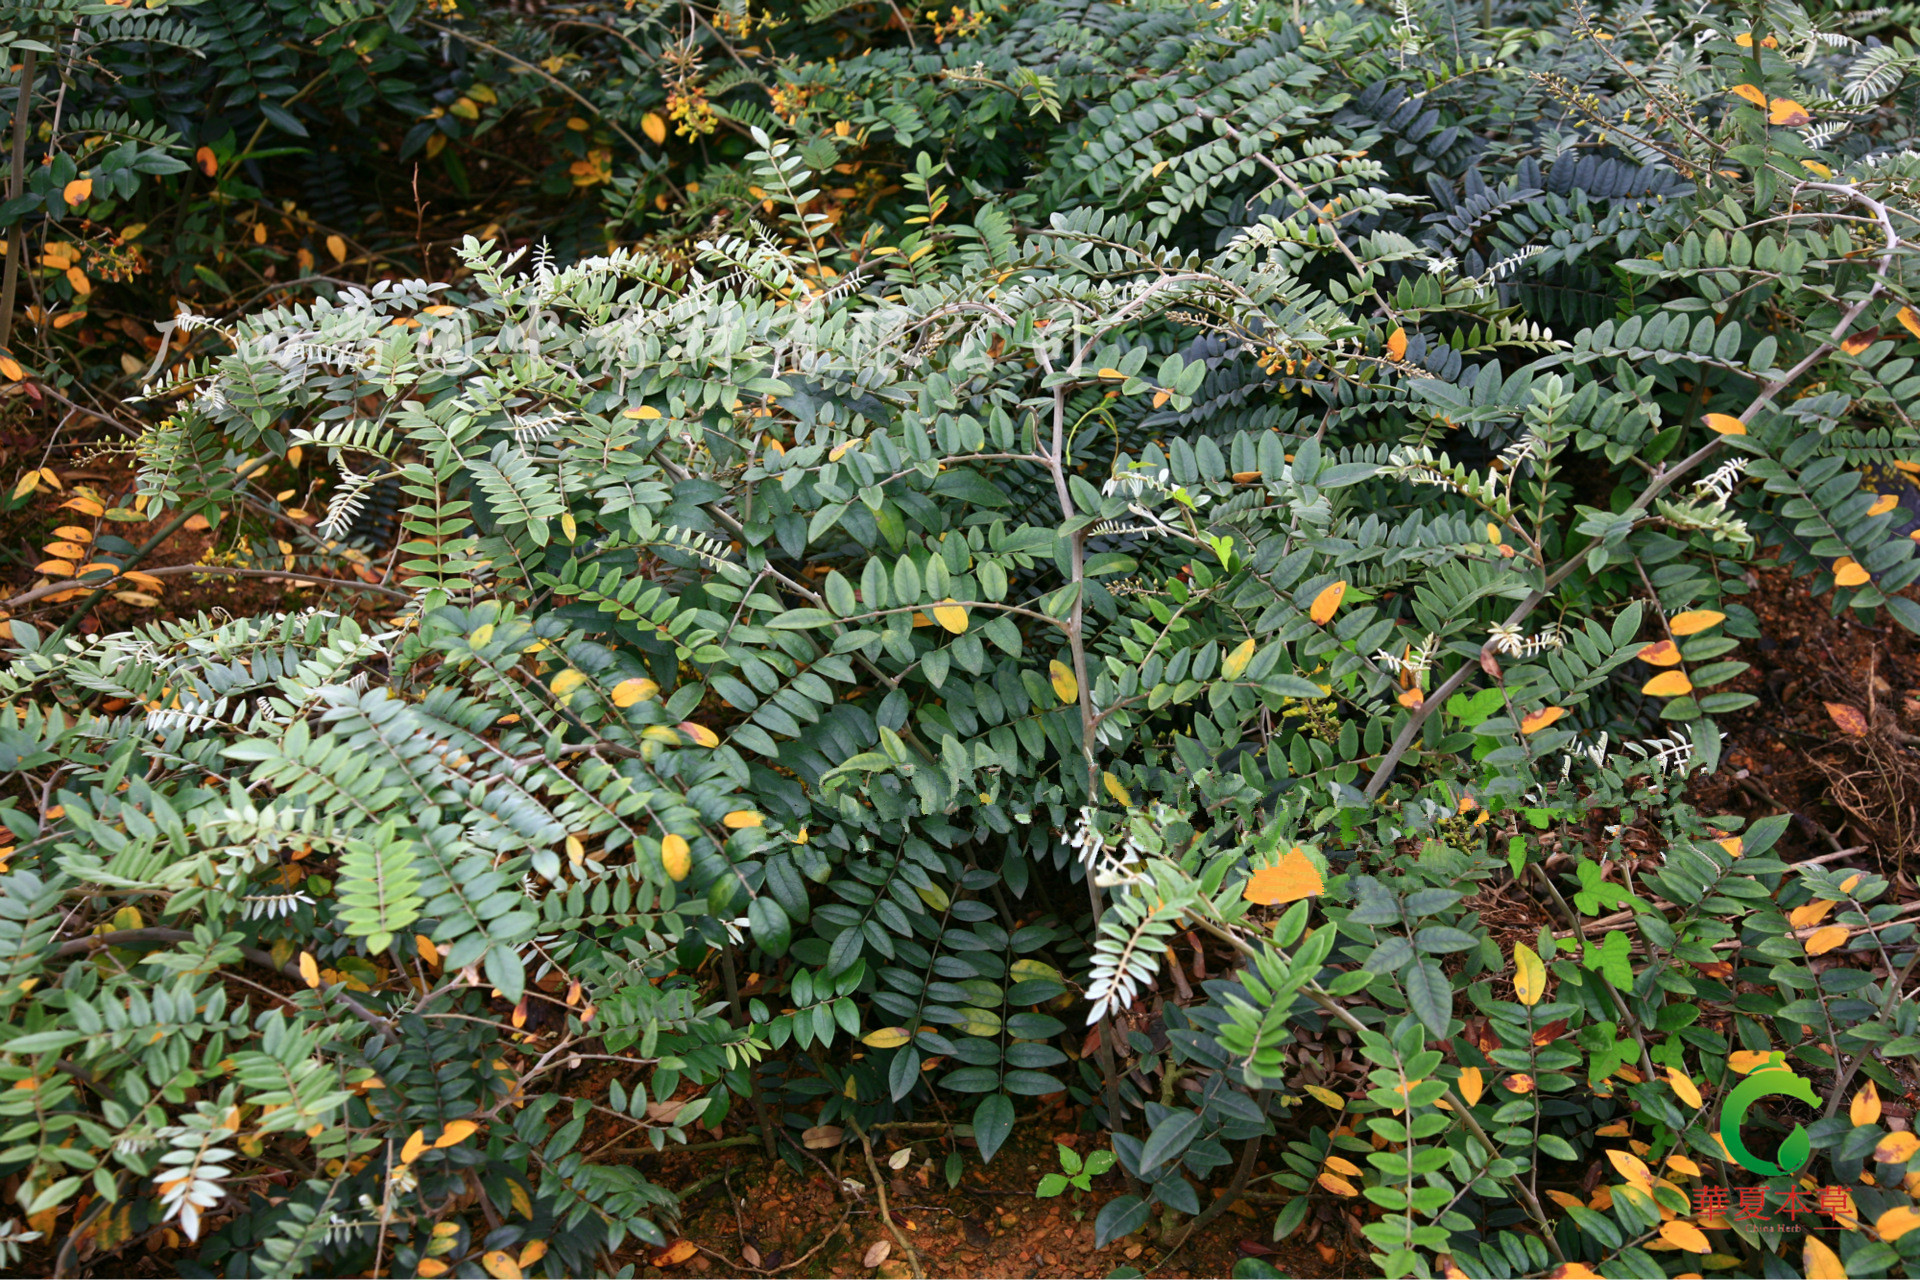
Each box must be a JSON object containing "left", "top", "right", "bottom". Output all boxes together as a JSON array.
[
  {"left": 195, "top": 146, "right": 217, "bottom": 177},
  {"left": 1870, "top": 494, "right": 1900, "bottom": 516},
  {"left": 401, "top": 1129, "right": 427, "bottom": 1164},
  {"left": 1834, "top": 557, "right": 1871, "bottom": 586},
  {"left": 1803, "top": 1236, "right": 1845, "bottom": 1280},
  {"left": 660, "top": 834, "right": 691, "bottom": 881},
  {"left": 1659, "top": 1220, "right": 1710, "bottom": 1253},
  {"left": 1853, "top": 1081, "right": 1883, "bottom": 1127},
  {"left": 1791, "top": 899, "right": 1839, "bottom": 928},
  {"left": 1638, "top": 640, "right": 1683, "bottom": 666},
  {"left": 1728, "top": 1050, "right": 1776, "bottom": 1074},
  {"left": 62, "top": 178, "right": 91, "bottom": 206},
  {"left": 481, "top": 1250, "right": 524, "bottom": 1280},
  {"left": 1768, "top": 98, "right": 1812, "bottom": 127},
  {"left": 1458, "top": 1066, "right": 1483, "bottom": 1106},
  {"left": 434, "top": 1119, "right": 478, "bottom": 1148},
  {"left": 1607, "top": 1148, "right": 1654, "bottom": 1191},
  {"left": 1728, "top": 84, "right": 1768, "bottom": 107},
  {"left": 679, "top": 721, "right": 719, "bottom": 747},
  {"left": 1900, "top": 308, "right": 1920, "bottom": 342},
  {"left": 1243, "top": 847, "right": 1324, "bottom": 905},
  {"left": 298, "top": 951, "right": 320, "bottom": 989},
  {"left": 722, "top": 810, "right": 763, "bottom": 829},
  {"left": 1316, "top": 1172, "right": 1358, "bottom": 1197},
  {"left": 1825, "top": 702, "right": 1869, "bottom": 736},
  {"left": 641, "top": 113, "right": 668, "bottom": 146},
  {"left": 1308, "top": 580, "right": 1347, "bottom": 625},
  {"left": 1702, "top": 412, "right": 1747, "bottom": 435},
  {"left": 1805, "top": 924, "right": 1850, "bottom": 956},
  {"left": 1669, "top": 610, "right": 1726, "bottom": 635},
  {"left": 0, "top": 357, "right": 23, "bottom": 382},
  {"left": 1548, "top": 1267, "right": 1603, "bottom": 1280},
  {"left": 1843, "top": 328, "right": 1881, "bottom": 356},
  {"left": 1642, "top": 671, "right": 1694, "bottom": 697},
  {"left": 1667, "top": 1068, "right": 1703, "bottom": 1110},
  {"left": 1520, "top": 706, "right": 1566, "bottom": 734},
  {"left": 1386, "top": 328, "right": 1408, "bottom": 361}
]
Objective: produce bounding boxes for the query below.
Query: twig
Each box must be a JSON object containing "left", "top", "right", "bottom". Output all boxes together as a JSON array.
[
  {"left": 849, "top": 1116, "right": 923, "bottom": 1279},
  {"left": 0, "top": 49, "right": 36, "bottom": 357}
]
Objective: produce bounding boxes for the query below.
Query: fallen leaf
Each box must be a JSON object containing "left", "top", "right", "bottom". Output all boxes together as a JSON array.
[
  {"left": 863, "top": 1240, "right": 892, "bottom": 1268},
  {"left": 1642, "top": 671, "right": 1694, "bottom": 697},
  {"left": 1243, "top": 847, "right": 1324, "bottom": 905},
  {"left": 802, "top": 1124, "right": 845, "bottom": 1149},
  {"left": 1826, "top": 702, "right": 1870, "bottom": 736},
  {"left": 1805, "top": 924, "right": 1850, "bottom": 956},
  {"left": 651, "top": 1239, "right": 698, "bottom": 1268},
  {"left": 1309, "top": 580, "right": 1347, "bottom": 625},
  {"left": 888, "top": 1147, "right": 913, "bottom": 1169}
]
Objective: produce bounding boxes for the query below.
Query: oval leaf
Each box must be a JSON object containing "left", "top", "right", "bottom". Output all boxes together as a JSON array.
[
  {"left": 1642, "top": 671, "right": 1694, "bottom": 697},
  {"left": 1308, "top": 580, "right": 1347, "bottom": 626},
  {"left": 1512, "top": 943, "right": 1547, "bottom": 1006}
]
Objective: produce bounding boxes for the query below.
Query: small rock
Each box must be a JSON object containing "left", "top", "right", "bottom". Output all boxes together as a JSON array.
[
  {"left": 877, "top": 1262, "right": 914, "bottom": 1280},
  {"left": 1000, "top": 1212, "right": 1019, "bottom": 1227}
]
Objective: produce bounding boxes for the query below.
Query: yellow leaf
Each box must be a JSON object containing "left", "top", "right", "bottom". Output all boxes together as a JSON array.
[
  {"left": 680, "top": 722, "right": 720, "bottom": 747},
  {"left": 1243, "top": 847, "right": 1324, "bottom": 905},
  {"left": 1152, "top": 390, "right": 1171, "bottom": 408},
  {"left": 1878, "top": 1206, "right": 1920, "bottom": 1241},
  {"left": 1670, "top": 610, "right": 1726, "bottom": 635},
  {"left": 1900, "top": 308, "right": 1920, "bottom": 342},
  {"left": 1222, "top": 637, "right": 1256, "bottom": 679},
  {"left": 624, "top": 404, "right": 662, "bottom": 419},
  {"left": 1834, "top": 557, "right": 1872, "bottom": 587},
  {"left": 1668, "top": 1068, "right": 1703, "bottom": 1109},
  {"left": 722, "top": 810, "right": 763, "bottom": 829},
  {"left": 62, "top": 178, "right": 91, "bottom": 205},
  {"left": 1309, "top": 580, "right": 1347, "bottom": 625},
  {"left": 435, "top": 1119, "right": 478, "bottom": 1148},
  {"left": 1547, "top": 1267, "right": 1603, "bottom": 1280},
  {"left": 326, "top": 234, "right": 348, "bottom": 263},
  {"left": 0, "top": 357, "right": 24, "bottom": 383},
  {"left": 1871, "top": 494, "right": 1901, "bottom": 516},
  {"left": 417, "top": 935, "right": 440, "bottom": 966},
  {"left": 1702, "top": 413, "right": 1747, "bottom": 435},
  {"left": 482, "top": 1250, "right": 524, "bottom": 1280},
  {"left": 550, "top": 669, "right": 586, "bottom": 700},
  {"left": 1386, "top": 327, "right": 1408, "bottom": 361},
  {"left": 1841, "top": 873, "right": 1863, "bottom": 893},
  {"left": 1049, "top": 659, "right": 1078, "bottom": 704},
  {"left": 1458, "top": 1066, "right": 1483, "bottom": 1107},
  {"left": 1316, "top": 1172, "right": 1358, "bottom": 1197},
  {"left": 1486, "top": 522, "right": 1502, "bottom": 545},
  {"left": 1512, "top": 943, "right": 1547, "bottom": 1006},
  {"left": 1667, "top": 1154, "right": 1702, "bottom": 1177},
  {"left": 1659, "top": 1220, "right": 1710, "bottom": 1253},
  {"left": 401, "top": 1129, "right": 427, "bottom": 1164},
  {"left": 1853, "top": 1081, "right": 1883, "bottom": 1127},
  {"left": 1304, "top": 1084, "right": 1346, "bottom": 1109},
  {"left": 1521, "top": 706, "right": 1566, "bottom": 734},
  {"left": 1607, "top": 1148, "right": 1654, "bottom": 1191},
  {"left": 642, "top": 113, "right": 667, "bottom": 145},
  {"left": 861, "top": 1027, "right": 911, "bottom": 1048},
  {"left": 1803, "top": 1235, "right": 1846, "bottom": 1280},
  {"left": 1323, "top": 1155, "right": 1364, "bottom": 1177},
  {"left": 51, "top": 526, "right": 91, "bottom": 543},
  {"left": 1097, "top": 367, "right": 1126, "bottom": 380},
  {"left": 418, "top": 1260, "right": 450, "bottom": 1277},
  {"left": 1642, "top": 671, "right": 1694, "bottom": 697},
  {"left": 932, "top": 599, "right": 969, "bottom": 634},
  {"left": 1803, "top": 160, "right": 1833, "bottom": 178},
  {"left": 298, "top": 951, "right": 321, "bottom": 989},
  {"left": 1805, "top": 924, "right": 1850, "bottom": 956},
  {"left": 1791, "top": 899, "right": 1839, "bottom": 928},
  {"left": 1102, "top": 771, "right": 1132, "bottom": 806},
  {"left": 611, "top": 677, "right": 658, "bottom": 707},
  {"left": 1729, "top": 84, "right": 1769, "bottom": 107},
  {"left": 1631, "top": 645, "right": 1690, "bottom": 676},
  {"left": 660, "top": 834, "right": 691, "bottom": 881},
  {"left": 1769, "top": 98, "right": 1812, "bottom": 127},
  {"left": 518, "top": 1241, "right": 548, "bottom": 1269},
  {"left": 470, "top": 623, "right": 494, "bottom": 649},
  {"left": 1879, "top": 1131, "right": 1920, "bottom": 1163},
  {"left": 1728, "top": 1050, "right": 1776, "bottom": 1074}
]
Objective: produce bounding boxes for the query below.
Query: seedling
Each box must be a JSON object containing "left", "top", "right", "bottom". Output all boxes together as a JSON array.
[{"left": 1036, "top": 1142, "right": 1115, "bottom": 1202}]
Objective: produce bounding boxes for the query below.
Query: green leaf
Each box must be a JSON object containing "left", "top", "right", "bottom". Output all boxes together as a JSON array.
[
  {"left": 974, "top": 1092, "right": 1014, "bottom": 1163},
  {"left": 1404, "top": 959, "right": 1452, "bottom": 1038}
]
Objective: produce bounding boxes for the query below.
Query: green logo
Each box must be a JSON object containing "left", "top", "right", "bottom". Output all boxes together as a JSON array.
[{"left": 1719, "top": 1054, "right": 1817, "bottom": 1176}]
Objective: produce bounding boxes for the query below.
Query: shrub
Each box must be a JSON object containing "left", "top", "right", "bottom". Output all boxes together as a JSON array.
[{"left": 7, "top": 0, "right": 1920, "bottom": 1277}]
